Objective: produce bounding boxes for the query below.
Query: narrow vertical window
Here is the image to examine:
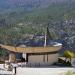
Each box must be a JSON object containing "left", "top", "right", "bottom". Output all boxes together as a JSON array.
[{"left": 43, "top": 55, "right": 45, "bottom": 62}]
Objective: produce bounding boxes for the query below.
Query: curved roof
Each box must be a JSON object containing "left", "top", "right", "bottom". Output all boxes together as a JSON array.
[{"left": 0, "top": 44, "right": 62, "bottom": 53}]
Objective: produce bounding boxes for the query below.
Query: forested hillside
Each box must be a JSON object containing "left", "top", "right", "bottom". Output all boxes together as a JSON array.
[{"left": 0, "top": 0, "right": 75, "bottom": 53}]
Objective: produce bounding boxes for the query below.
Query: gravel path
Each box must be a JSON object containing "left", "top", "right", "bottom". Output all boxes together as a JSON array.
[
  {"left": 0, "top": 64, "right": 75, "bottom": 75},
  {"left": 17, "top": 67, "right": 75, "bottom": 75}
]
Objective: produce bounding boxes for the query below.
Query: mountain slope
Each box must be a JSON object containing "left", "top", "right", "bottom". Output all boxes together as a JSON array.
[
  {"left": 0, "top": 0, "right": 74, "bottom": 12},
  {"left": 0, "top": 0, "right": 75, "bottom": 51}
]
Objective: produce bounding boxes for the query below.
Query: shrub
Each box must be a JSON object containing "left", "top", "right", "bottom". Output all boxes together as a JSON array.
[{"left": 65, "top": 71, "right": 75, "bottom": 75}]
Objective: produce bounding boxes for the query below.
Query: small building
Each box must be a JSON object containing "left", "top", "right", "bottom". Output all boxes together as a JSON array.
[{"left": 0, "top": 43, "right": 62, "bottom": 66}]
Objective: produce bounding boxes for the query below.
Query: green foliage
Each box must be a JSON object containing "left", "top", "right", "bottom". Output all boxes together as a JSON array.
[
  {"left": 64, "top": 50, "right": 74, "bottom": 64},
  {"left": 64, "top": 50, "right": 74, "bottom": 58},
  {"left": 65, "top": 71, "right": 75, "bottom": 75},
  {"left": 0, "top": 49, "right": 8, "bottom": 57},
  {"left": 0, "top": 3, "right": 75, "bottom": 45}
]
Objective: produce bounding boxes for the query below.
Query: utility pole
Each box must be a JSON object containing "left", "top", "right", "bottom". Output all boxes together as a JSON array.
[{"left": 44, "top": 31, "right": 47, "bottom": 47}]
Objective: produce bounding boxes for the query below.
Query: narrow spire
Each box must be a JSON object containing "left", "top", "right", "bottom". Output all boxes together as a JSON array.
[{"left": 44, "top": 31, "right": 47, "bottom": 47}]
